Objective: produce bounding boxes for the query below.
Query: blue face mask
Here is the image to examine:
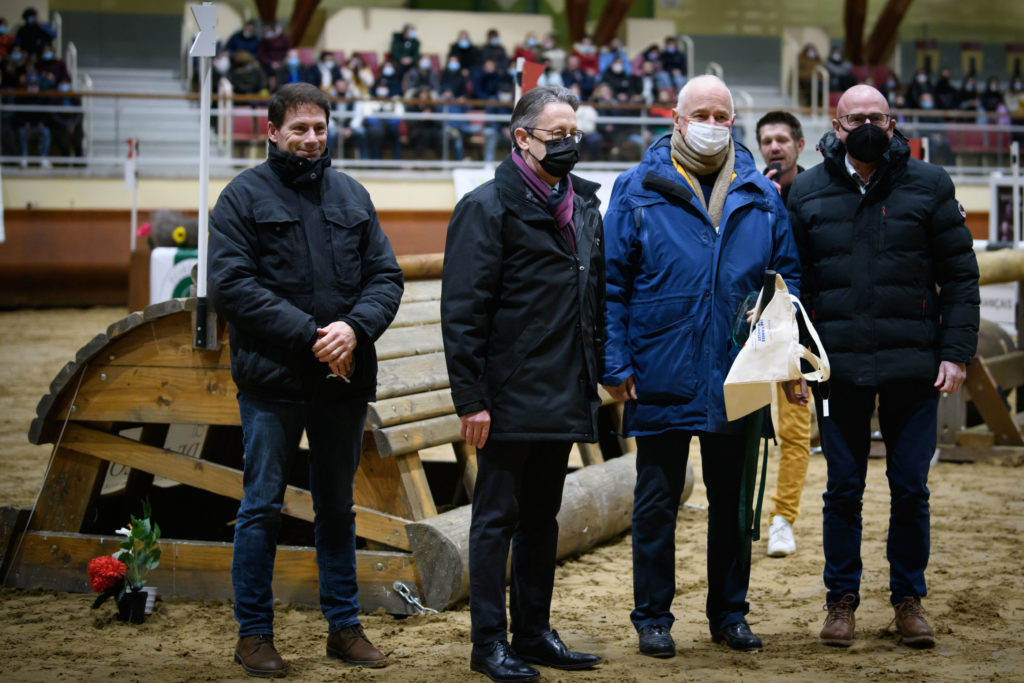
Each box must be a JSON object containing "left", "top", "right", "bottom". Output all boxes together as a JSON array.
[
  {"left": 58, "top": 83, "right": 70, "bottom": 92},
  {"left": 408, "top": 30, "right": 417, "bottom": 40},
  {"left": 920, "top": 100, "right": 934, "bottom": 109},
  {"left": 0, "top": 26, "right": 7, "bottom": 35},
  {"left": 490, "top": 37, "right": 500, "bottom": 46},
  {"left": 382, "top": 66, "right": 395, "bottom": 77},
  {"left": 26, "top": 15, "right": 35, "bottom": 24},
  {"left": 458, "top": 39, "right": 470, "bottom": 49},
  {"left": 42, "top": 51, "right": 53, "bottom": 61},
  {"left": 447, "top": 61, "right": 459, "bottom": 71},
  {"left": 287, "top": 56, "right": 300, "bottom": 68}
]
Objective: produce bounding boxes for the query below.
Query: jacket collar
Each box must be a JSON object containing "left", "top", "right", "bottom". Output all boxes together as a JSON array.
[
  {"left": 266, "top": 142, "right": 332, "bottom": 186},
  {"left": 493, "top": 153, "right": 599, "bottom": 221},
  {"left": 817, "top": 128, "right": 910, "bottom": 188}
]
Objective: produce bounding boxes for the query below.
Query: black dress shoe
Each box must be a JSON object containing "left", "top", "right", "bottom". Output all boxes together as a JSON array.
[
  {"left": 637, "top": 624, "right": 676, "bottom": 658},
  {"left": 470, "top": 640, "right": 540, "bottom": 682},
  {"left": 712, "top": 622, "right": 763, "bottom": 651},
  {"left": 511, "top": 630, "right": 601, "bottom": 670}
]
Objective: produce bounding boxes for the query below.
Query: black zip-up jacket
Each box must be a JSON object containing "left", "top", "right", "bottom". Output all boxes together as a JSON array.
[
  {"left": 209, "top": 144, "right": 403, "bottom": 402},
  {"left": 787, "top": 129, "right": 979, "bottom": 386},
  {"left": 440, "top": 154, "right": 605, "bottom": 441}
]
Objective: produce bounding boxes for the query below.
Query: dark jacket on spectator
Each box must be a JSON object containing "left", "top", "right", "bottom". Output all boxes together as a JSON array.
[
  {"left": 480, "top": 42, "right": 509, "bottom": 72},
  {"left": 441, "top": 153, "right": 604, "bottom": 440},
  {"left": 209, "top": 143, "right": 403, "bottom": 402},
  {"left": 786, "top": 130, "right": 979, "bottom": 386},
  {"left": 14, "top": 20, "right": 51, "bottom": 57},
  {"left": 448, "top": 41, "right": 480, "bottom": 73},
  {"left": 225, "top": 29, "right": 259, "bottom": 58}
]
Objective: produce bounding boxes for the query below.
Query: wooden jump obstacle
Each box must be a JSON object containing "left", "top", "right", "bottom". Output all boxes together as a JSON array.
[{"left": 3, "top": 253, "right": 691, "bottom": 614}]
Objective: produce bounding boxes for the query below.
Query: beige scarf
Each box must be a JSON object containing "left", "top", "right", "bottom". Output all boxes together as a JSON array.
[{"left": 670, "top": 128, "right": 735, "bottom": 231}]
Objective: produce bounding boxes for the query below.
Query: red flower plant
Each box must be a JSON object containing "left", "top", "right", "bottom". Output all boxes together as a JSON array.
[{"left": 87, "top": 556, "right": 127, "bottom": 605}]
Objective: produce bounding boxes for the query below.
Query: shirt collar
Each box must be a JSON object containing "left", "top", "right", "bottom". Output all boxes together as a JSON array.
[{"left": 844, "top": 153, "right": 869, "bottom": 194}]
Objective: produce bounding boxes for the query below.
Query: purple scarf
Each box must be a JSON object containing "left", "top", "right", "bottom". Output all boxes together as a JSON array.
[{"left": 511, "top": 150, "right": 577, "bottom": 252}]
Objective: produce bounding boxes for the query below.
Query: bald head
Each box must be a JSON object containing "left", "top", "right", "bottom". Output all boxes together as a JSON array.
[
  {"left": 676, "top": 75, "right": 734, "bottom": 117},
  {"left": 835, "top": 84, "right": 889, "bottom": 119}
]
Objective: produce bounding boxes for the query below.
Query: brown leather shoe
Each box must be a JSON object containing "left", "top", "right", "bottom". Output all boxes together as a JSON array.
[
  {"left": 326, "top": 624, "right": 388, "bottom": 667},
  {"left": 893, "top": 597, "right": 936, "bottom": 648},
  {"left": 234, "top": 634, "right": 287, "bottom": 677},
  {"left": 819, "top": 594, "right": 856, "bottom": 647}
]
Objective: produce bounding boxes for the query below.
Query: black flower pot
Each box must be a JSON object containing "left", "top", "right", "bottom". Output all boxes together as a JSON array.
[{"left": 116, "top": 590, "right": 147, "bottom": 623}]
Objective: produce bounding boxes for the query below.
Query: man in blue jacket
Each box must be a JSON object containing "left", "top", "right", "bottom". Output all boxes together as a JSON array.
[
  {"left": 602, "top": 75, "right": 801, "bottom": 656},
  {"left": 209, "top": 83, "right": 403, "bottom": 676}
]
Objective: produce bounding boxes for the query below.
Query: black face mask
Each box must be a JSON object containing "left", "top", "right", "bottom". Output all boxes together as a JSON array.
[
  {"left": 531, "top": 135, "right": 580, "bottom": 177},
  {"left": 843, "top": 123, "right": 891, "bottom": 163}
]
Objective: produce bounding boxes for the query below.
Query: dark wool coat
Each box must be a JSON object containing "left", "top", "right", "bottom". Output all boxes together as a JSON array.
[
  {"left": 787, "top": 129, "right": 979, "bottom": 386},
  {"left": 441, "top": 154, "right": 605, "bottom": 441}
]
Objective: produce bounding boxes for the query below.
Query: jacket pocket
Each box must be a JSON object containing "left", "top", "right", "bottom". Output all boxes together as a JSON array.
[
  {"left": 253, "top": 200, "right": 306, "bottom": 292},
  {"left": 629, "top": 297, "right": 698, "bottom": 402},
  {"left": 324, "top": 204, "right": 367, "bottom": 292},
  {"left": 488, "top": 317, "right": 551, "bottom": 395}
]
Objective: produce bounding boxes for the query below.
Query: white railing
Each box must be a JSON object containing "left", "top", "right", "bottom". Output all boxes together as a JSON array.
[
  {"left": 810, "top": 64, "right": 830, "bottom": 116},
  {"left": 66, "top": 42, "right": 78, "bottom": 90},
  {"left": 783, "top": 37, "right": 799, "bottom": 106},
  {"left": 52, "top": 11, "right": 62, "bottom": 59},
  {"left": 705, "top": 61, "right": 724, "bottom": 79},
  {"left": 81, "top": 73, "right": 94, "bottom": 158},
  {"left": 735, "top": 89, "right": 754, "bottom": 148},
  {"left": 678, "top": 34, "right": 695, "bottom": 82}
]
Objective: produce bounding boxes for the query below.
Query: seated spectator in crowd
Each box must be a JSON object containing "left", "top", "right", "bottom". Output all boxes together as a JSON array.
[
  {"left": 598, "top": 36, "right": 631, "bottom": 76},
  {"left": 959, "top": 76, "right": 982, "bottom": 112},
  {"left": 1009, "top": 77, "right": 1024, "bottom": 146},
  {"left": 933, "top": 68, "right": 960, "bottom": 112},
  {"left": 16, "top": 73, "right": 50, "bottom": 167},
  {"left": 212, "top": 49, "right": 232, "bottom": 95},
  {"left": 353, "top": 80, "right": 404, "bottom": 159},
  {"left": 572, "top": 34, "right": 599, "bottom": 73},
  {"left": 980, "top": 76, "right": 1005, "bottom": 113},
  {"left": 402, "top": 55, "right": 438, "bottom": 97},
  {"left": 539, "top": 32, "right": 566, "bottom": 71},
  {"left": 228, "top": 50, "right": 268, "bottom": 95},
  {"left": 272, "top": 48, "right": 310, "bottom": 91},
  {"left": 406, "top": 85, "right": 441, "bottom": 158},
  {"left": 482, "top": 79, "right": 513, "bottom": 162},
  {"left": 0, "top": 18, "right": 14, "bottom": 58},
  {"left": 471, "top": 58, "right": 502, "bottom": 101},
  {"left": 797, "top": 42, "right": 822, "bottom": 106},
  {"left": 513, "top": 32, "right": 538, "bottom": 64},
  {"left": 480, "top": 29, "right": 508, "bottom": 72},
  {"left": 378, "top": 60, "right": 403, "bottom": 96},
  {"left": 390, "top": 23, "right": 420, "bottom": 75},
  {"left": 561, "top": 54, "right": 595, "bottom": 100},
  {"left": 600, "top": 57, "right": 641, "bottom": 100},
  {"left": 440, "top": 55, "right": 468, "bottom": 98},
  {"left": 448, "top": 30, "right": 480, "bottom": 74},
  {"left": 649, "top": 85, "right": 677, "bottom": 138},
  {"left": 536, "top": 59, "right": 564, "bottom": 88},
  {"left": 660, "top": 36, "right": 686, "bottom": 80},
  {"left": 914, "top": 91, "right": 953, "bottom": 165},
  {"left": 341, "top": 54, "right": 375, "bottom": 97},
  {"left": 1, "top": 44, "right": 26, "bottom": 87},
  {"left": 569, "top": 83, "right": 602, "bottom": 161},
  {"left": 257, "top": 23, "right": 290, "bottom": 75},
  {"left": 225, "top": 20, "right": 259, "bottom": 58},
  {"left": 906, "top": 68, "right": 932, "bottom": 109},
  {"left": 309, "top": 50, "right": 343, "bottom": 95},
  {"left": 824, "top": 46, "right": 855, "bottom": 92},
  {"left": 638, "top": 59, "right": 659, "bottom": 104},
  {"left": 49, "top": 75, "right": 82, "bottom": 160},
  {"left": 15, "top": 7, "right": 53, "bottom": 57},
  {"left": 438, "top": 87, "right": 471, "bottom": 161},
  {"left": 880, "top": 73, "right": 902, "bottom": 106},
  {"left": 35, "top": 41, "right": 66, "bottom": 88}
]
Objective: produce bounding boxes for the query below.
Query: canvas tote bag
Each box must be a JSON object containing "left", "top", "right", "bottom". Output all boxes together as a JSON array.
[{"left": 723, "top": 273, "right": 829, "bottom": 421}]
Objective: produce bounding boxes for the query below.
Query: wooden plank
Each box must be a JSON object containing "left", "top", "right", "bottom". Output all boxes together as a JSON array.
[
  {"left": 956, "top": 430, "right": 996, "bottom": 448},
  {"left": 4, "top": 532, "right": 420, "bottom": 614},
  {"left": 353, "top": 435, "right": 418, "bottom": 520},
  {"left": 375, "top": 323, "right": 444, "bottom": 361},
  {"left": 391, "top": 300, "right": 441, "bottom": 328},
  {"left": 97, "top": 311, "right": 231, "bottom": 369},
  {"left": 936, "top": 445, "right": 1024, "bottom": 464},
  {"left": 966, "top": 359, "right": 1024, "bottom": 446},
  {"left": 982, "top": 350, "right": 1024, "bottom": 390},
  {"left": 395, "top": 452, "right": 438, "bottom": 520},
  {"left": 452, "top": 441, "right": 478, "bottom": 499},
  {"left": 373, "top": 414, "right": 462, "bottom": 458},
  {"left": 27, "top": 445, "right": 107, "bottom": 533},
  {"left": 375, "top": 352, "right": 449, "bottom": 400},
  {"left": 105, "top": 310, "right": 145, "bottom": 340},
  {"left": 0, "top": 506, "right": 30, "bottom": 580},
  {"left": 58, "top": 425, "right": 412, "bottom": 550},
  {"left": 578, "top": 442, "right": 605, "bottom": 466},
  {"left": 50, "top": 364, "right": 241, "bottom": 426},
  {"left": 396, "top": 253, "right": 444, "bottom": 280},
  {"left": 400, "top": 279, "right": 441, "bottom": 303},
  {"left": 367, "top": 388, "right": 454, "bottom": 428}
]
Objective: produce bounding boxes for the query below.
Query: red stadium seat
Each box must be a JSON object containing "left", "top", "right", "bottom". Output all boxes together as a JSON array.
[
  {"left": 851, "top": 65, "right": 869, "bottom": 83},
  {"left": 356, "top": 51, "right": 379, "bottom": 78},
  {"left": 298, "top": 47, "right": 316, "bottom": 67}
]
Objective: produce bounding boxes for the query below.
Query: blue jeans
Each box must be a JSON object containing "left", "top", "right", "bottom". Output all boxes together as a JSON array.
[
  {"left": 631, "top": 430, "right": 750, "bottom": 634},
  {"left": 814, "top": 381, "right": 938, "bottom": 608},
  {"left": 233, "top": 392, "right": 367, "bottom": 637}
]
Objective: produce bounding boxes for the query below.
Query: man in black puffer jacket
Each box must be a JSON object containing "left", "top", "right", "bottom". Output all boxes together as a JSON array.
[
  {"left": 785, "top": 85, "right": 979, "bottom": 650},
  {"left": 209, "top": 83, "right": 402, "bottom": 676}
]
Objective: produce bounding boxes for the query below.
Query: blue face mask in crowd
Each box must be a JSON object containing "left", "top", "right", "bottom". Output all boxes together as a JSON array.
[
  {"left": 58, "top": 83, "right": 70, "bottom": 92},
  {"left": 490, "top": 37, "right": 500, "bottom": 46},
  {"left": 382, "top": 65, "right": 395, "bottom": 77},
  {"left": 447, "top": 61, "right": 459, "bottom": 71},
  {"left": 287, "top": 56, "right": 300, "bottom": 69},
  {"left": 920, "top": 100, "right": 934, "bottom": 109},
  {"left": 42, "top": 51, "right": 53, "bottom": 61},
  {"left": 458, "top": 39, "right": 470, "bottom": 49},
  {"left": 0, "top": 25, "right": 7, "bottom": 35},
  {"left": 408, "top": 30, "right": 417, "bottom": 40}
]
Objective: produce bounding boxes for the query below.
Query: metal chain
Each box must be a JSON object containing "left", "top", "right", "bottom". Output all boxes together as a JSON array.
[{"left": 393, "top": 581, "right": 437, "bottom": 614}]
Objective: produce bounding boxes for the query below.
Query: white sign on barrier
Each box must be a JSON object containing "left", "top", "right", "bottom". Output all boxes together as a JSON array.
[{"left": 150, "top": 247, "right": 198, "bottom": 303}]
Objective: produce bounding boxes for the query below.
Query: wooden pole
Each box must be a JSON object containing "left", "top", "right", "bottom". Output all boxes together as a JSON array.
[
  {"left": 565, "top": 0, "right": 589, "bottom": 46},
  {"left": 844, "top": 0, "right": 867, "bottom": 64},
  {"left": 593, "top": 0, "right": 634, "bottom": 47},
  {"left": 864, "top": 0, "right": 915, "bottom": 66}
]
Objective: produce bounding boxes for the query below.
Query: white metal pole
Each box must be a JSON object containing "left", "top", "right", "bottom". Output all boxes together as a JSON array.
[
  {"left": 1011, "top": 141, "right": 1020, "bottom": 245},
  {"left": 190, "top": 2, "right": 217, "bottom": 348}
]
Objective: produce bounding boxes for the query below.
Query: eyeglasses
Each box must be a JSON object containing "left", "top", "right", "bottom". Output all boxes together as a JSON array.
[
  {"left": 837, "top": 112, "right": 891, "bottom": 128},
  {"left": 526, "top": 127, "right": 584, "bottom": 143}
]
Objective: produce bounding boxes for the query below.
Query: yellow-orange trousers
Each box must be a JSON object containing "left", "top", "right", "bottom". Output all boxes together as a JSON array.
[{"left": 770, "top": 383, "right": 811, "bottom": 524}]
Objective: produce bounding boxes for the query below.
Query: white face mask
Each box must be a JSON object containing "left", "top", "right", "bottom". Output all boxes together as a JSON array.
[{"left": 684, "top": 120, "right": 731, "bottom": 156}]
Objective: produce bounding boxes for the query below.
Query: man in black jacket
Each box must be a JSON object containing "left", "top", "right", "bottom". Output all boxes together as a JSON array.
[
  {"left": 441, "top": 86, "right": 603, "bottom": 682},
  {"left": 785, "top": 84, "right": 979, "bottom": 650},
  {"left": 209, "top": 83, "right": 403, "bottom": 676}
]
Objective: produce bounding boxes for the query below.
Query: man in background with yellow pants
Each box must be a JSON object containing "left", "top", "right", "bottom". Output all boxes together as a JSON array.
[{"left": 757, "top": 111, "right": 810, "bottom": 557}]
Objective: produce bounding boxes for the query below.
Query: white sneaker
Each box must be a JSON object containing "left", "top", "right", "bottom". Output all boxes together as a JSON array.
[
  {"left": 40, "top": 158, "right": 52, "bottom": 169},
  {"left": 767, "top": 515, "right": 796, "bottom": 557}
]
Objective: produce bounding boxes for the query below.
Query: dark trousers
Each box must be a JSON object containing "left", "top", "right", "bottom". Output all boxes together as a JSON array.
[
  {"left": 631, "top": 430, "right": 750, "bottom": 634},
  {"left": 814, "top": 381, "right": 938, "bottom": 608},
  {"left": 469, "top": 439, "right": 572, "bottom": 644}
]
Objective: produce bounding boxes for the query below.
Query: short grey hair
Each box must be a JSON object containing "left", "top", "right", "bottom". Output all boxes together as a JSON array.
[
  {"left": 510, "top": 86, "right": 579, "bottom": 136},
  {"left": 675, "top": 74, "right": 734, "bottom": 116}
]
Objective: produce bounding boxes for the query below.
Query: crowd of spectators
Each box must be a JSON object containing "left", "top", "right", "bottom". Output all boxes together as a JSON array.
[
  {"left": 1, "top": 6, "right": 83, "bottom": 167},
  {"left": 212, "top": 20, "right": 692, "bottom": 162}
]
